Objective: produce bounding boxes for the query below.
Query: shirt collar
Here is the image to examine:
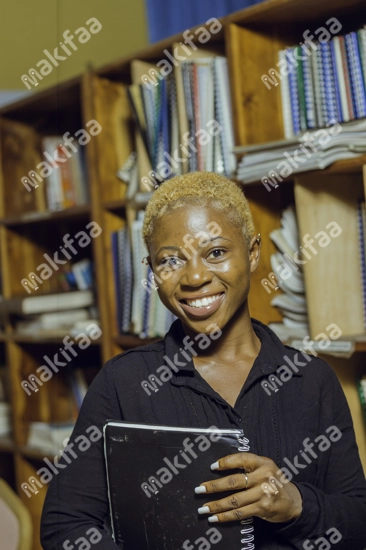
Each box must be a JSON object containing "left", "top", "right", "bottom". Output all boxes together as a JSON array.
[{"left": 163, "top": 318, "right": 296, "bottom": 377}]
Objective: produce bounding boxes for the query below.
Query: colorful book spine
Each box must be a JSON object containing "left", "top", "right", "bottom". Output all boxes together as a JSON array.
[
  {"left": 320, "top": 41, "right": 339, "bottom": 124},
  {"left": 287, "top": 48, "right": 301, "bottom": 135},
  {"left": 345, "top": 32, "right": 366, "bottom": 119},
  {"left": 301, "top": 45, "right": 316, "bottom": 129},
  {"left": 296, "top": 46, "right": 308, "bottom": 132},
  {"left": 339, "top": 35, "right": 356, "bottom": 120}
]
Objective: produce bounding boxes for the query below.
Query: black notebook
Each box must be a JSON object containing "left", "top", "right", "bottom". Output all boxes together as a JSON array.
[{"left": 104, "top": 421, "right": 255, "bottom": 550}]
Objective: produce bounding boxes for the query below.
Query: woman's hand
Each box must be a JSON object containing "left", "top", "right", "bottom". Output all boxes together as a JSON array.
[{"left": 195, "top": 452, "right": 303, "bottom": 524}]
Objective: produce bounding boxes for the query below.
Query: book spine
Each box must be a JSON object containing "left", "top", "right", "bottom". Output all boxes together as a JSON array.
[
  {"left": 287, "top": 49, "right": 301, "bottom": 135},
  {"left": 358, "top": 29, "right": 366, "bottom": 88},
  {"left": 330, "top": 40, "right": 343, "bottom": 122},
  {"left": 332, "top": 37, "right": 350, "bottom": 122},
  {"left": 279, "top": 51, "right": 294, "bottom": 138},
  {"left": 320, "top": 41, "right": 339, "bottom": 124},
  {"left": 339, "top": 35, "right": 355, "bottom": 120},
  {"left": 301, "top": 45, "right": 316, "bottom": 129},
  {"left": 345, "top": 32, "right": 366, "bottom": 119},
  {"left": 236, "top": 432, "right": 255, "bottom": 549},
  {"left": 296, "top": 46, "right": 308, "bottom": 132}
]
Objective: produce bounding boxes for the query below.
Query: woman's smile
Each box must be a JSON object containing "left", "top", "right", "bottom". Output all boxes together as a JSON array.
[{"left": 179, "top": 291, "right": 225, "bottom": 318}]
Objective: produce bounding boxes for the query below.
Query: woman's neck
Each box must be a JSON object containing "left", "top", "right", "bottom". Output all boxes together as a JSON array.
[{"left": 182, "top": 303, "right": 261, "bottom": 363}]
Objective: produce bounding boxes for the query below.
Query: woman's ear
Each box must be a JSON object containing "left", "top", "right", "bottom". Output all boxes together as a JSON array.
[
  {"left": 249, "top": 234, "right": 261, "bottom": 273},
  {"left": 147, "top": 255, "right": 152, "bottom": 270}
]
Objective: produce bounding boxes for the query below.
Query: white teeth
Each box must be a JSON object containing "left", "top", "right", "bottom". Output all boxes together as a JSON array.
[{"left": 186, "top": 293, "right": 222, "bottom": 308}]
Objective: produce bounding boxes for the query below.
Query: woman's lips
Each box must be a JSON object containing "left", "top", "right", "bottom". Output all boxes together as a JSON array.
[{"left": 179, "top": 293, "right": 224, "bottom": 318}]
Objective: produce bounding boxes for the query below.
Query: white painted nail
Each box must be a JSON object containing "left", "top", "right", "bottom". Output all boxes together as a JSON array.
[
  {"left": 198, "top": 506, "right": 210, "bottom": 514},
  {"left": 194, "top": 486, "right": 207, "bottom": 494},
  {"left": 210, "top": 461, "right": 220, "bottom": 470},
  {"left": 208, "top": 515, "right": 219, "bottom": 523}
]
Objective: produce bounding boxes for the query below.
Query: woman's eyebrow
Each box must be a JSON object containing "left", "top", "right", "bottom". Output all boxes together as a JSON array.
[{"left": 156, "top": 245, "right": 180, "bottom": 255}]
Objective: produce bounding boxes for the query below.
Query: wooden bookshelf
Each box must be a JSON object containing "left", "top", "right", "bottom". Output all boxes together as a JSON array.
[{"left": 1, "top": 1, "right": 365, "bottom": 549}]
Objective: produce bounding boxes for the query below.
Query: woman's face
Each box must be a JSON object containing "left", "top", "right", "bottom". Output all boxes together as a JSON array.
[{"left": 148, "top": 203, "right": 260, "bottom": 335}]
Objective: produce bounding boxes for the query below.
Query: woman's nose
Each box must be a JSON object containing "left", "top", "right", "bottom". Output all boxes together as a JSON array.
[{"left": 179, "top": 256, "right": 213, "bottom": 287}]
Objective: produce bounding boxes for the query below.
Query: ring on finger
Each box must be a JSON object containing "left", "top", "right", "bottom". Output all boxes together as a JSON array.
[{"left": 241, "top": 471, "right": 249, "bottom": 490}]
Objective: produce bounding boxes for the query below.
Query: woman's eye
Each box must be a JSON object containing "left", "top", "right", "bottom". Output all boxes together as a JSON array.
[
  {"left": 160, "top": 256, "right": 183, "bottom": 269},
  {"left": 207, "top": 248, "right": 225, "bottom": 260}
]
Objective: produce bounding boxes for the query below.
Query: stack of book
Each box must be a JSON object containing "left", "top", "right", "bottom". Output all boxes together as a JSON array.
[
  {"left": 129, "top": 51, "right": 236, "bottom": 188},
  {"left": 112, "top": 214, "right": 176, "bottom": 338},
  {"left": 267, "top": 206, "right": 309, "bottom": 339},
  {"left": 278, "top": 27, "right": 366, "bottom": 137},
  {"left": 235, "top": 119, "right": 366, "bottom": 184},
  {"left": 0, "top": 290, "right": 97, "bottom": 337},
  {"left": 42, "top": 136, "right": 89, "bottom": 211},
  {"left": 27, "top": 421, "right": 75, "bottom": 454}
]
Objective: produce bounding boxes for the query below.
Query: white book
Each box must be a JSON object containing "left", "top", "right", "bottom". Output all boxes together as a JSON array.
[
  {"left": 279, "top": 50, "right": 294, "bottom": 138},
  {"left": 0, "top": 290, "right": 94, "bottom": 315},
  {"left": 333, "top": 37, "right": 350, "bottom": 122},
  {"left": 27, "top": 422, "right": 74, "bottom": 454},
  {"left": 42, "top": 137, "right": 64, "bottom": 211}
]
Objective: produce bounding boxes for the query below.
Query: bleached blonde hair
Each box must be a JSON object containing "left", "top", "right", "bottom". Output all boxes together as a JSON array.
[{"left": 142, "top": 171, "right": 254, "bottom": 249}]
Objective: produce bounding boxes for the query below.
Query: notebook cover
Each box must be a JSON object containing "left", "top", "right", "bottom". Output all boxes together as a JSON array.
[{"left": 104, "top": 421, "right": 254, "bottom": 550}]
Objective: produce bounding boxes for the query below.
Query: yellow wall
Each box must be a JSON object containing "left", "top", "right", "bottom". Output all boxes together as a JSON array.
[{"left": 0, "top": 0, "right": 148, "bottom": 90}]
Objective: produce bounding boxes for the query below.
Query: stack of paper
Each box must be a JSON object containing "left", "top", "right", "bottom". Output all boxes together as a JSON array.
[
  {"left": 235, "top": 119, "right": 366, "bottom": 184},
  {"left": 268, "top": 206, "right": 310, "bottom": 339}
]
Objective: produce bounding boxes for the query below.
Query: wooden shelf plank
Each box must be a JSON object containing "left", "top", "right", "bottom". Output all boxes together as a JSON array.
[{"left": 0, "top": 205, "right": 91, "bottom": 227}]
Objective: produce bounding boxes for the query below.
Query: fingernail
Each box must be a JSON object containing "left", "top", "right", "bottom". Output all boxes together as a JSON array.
[
  {"left": 210, "top": 461, "right": 219, "bottom": 470},
  {"left": 208, "top": 515, "right": 219, "bottom": 523},
  {"left": 194, "top": 486, "right": 207, "bottom": 494},
  {"left": 198, "top": 506, "right": 210, "bottom": 514}
]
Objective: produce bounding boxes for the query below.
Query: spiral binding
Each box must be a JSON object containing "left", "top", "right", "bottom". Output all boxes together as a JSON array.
[{"left": 237, "top": 433, "right": 255, "bottom": 550}]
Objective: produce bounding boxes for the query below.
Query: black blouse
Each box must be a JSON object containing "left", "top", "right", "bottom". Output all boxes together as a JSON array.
[{"left": 40, "top": 319, "right": 366, "bottom": 549}]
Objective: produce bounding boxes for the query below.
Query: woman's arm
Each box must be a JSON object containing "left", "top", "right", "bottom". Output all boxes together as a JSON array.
[{"left": 40, "top": 360, "right": 121, "bottom": 550}]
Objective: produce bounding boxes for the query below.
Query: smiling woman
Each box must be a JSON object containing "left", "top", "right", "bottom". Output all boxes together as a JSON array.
[{"left": 41, "top": 171, "right": 366, "bottom": 550}]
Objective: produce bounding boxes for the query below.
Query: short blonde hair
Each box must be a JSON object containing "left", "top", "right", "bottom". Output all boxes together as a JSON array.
[{"left": 142, "top": 171, "right": 254, "bottom": 249}]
